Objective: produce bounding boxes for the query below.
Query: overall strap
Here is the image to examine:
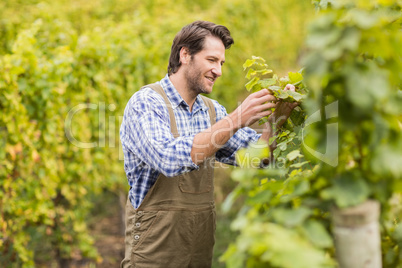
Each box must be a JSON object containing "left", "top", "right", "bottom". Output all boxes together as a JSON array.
[
  {"left": 144, "top": 83, "right": 179, "bottom": 138},
  {"left": 199, "top": 95, "right": 217, "bottom": 126}
]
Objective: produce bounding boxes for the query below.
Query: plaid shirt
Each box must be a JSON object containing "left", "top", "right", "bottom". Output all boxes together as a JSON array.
[{"left": 120, "top": 74, "right": 261, "bottom": 208}]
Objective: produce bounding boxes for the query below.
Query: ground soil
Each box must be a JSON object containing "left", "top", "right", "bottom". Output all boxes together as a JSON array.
[{"left": 89, "top": 202, "right": 125, "bottom": 267}]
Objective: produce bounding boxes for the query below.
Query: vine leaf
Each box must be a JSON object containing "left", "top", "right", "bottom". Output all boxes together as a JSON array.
[
  {"left": 272, "top": 207, "right": 312, "bottom": 228},
  {"left": 245, "top": 76, "right": 260, "bottom": 91},
  {"left": 320, "top": 172, "right": 370, "bottom": 208},
  {"left": 302, "top": 220, "right": 333, "bottom": 248}
]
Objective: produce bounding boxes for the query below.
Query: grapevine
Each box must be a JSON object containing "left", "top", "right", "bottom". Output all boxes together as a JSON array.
[
  {"left": 222, "top": 1, "right": 402, "bottom": 267},
  {"left": 221, "top": 56, "right": 334, "bottom": 268},
  {"left": 243, "top": 56, "right": 307, "bottom": 129}
]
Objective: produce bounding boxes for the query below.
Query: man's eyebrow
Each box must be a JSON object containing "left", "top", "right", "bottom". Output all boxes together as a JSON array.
[{"left": 208, "top": 56, "right": 225, "bottom": 63}]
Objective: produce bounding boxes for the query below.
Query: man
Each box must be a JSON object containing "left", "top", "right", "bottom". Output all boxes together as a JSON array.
[{"left": 120, "top": 20, "right": 296, "bottom": 268}]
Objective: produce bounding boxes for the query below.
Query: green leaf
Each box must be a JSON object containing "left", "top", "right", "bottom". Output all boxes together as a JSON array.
[
  {"left": 259, "top": 78, "right": 277, "bottom": 88},
  {"left": 222, "top": 188, "right": 243, "bottom": 213},
  {"left": 264, "top": 179, "right": 286, "bottom": 194},
  {"left": 347, "top": 9, "right": 379, "bottom": 29},
  {"left": 233, "top": 222, "right": 334, "bottom": 268},
  {"left": 246, "top": 69, "right": 273, "bottom": 80},
  {"left": 288, "top": 72, "right": 303, "bottom": 84},
  {"left": 320, "top": 172, "right": 370, "bottom": 208},
  {"left": 306, "top": 18, "right": 341, "bottom": 50},
  {"left": 287, "top": 150, "right": 303, "bottom": 161},
  {"left": 220, "top": 244, "right": 246, "bottom": 268},
  {"left": 290, "top": 161, "right": 310, "bottom": 168},
  {"left": 272, "top": 207, "right": 312, "bottom": 227},
  {"left": 269, "top": 85, "right": 282, "bottom": 92},
  {"left": 345, "top": 63, "right": 390, "bottom": 112},
  {"left": 287, "top": 90, "right": 305, "bottom": 102},
  {"left": 292, "top": 179, "right": 310, "bottom": 196},
  {"left": 289, "top": 108, "right": 306, "bottom": 126},
  {"left": 371, "top": 143, "right": 402, "bottom": 180},
  {"left": 245, "top": 76, "right": 260, "bottom": 91},
  {"left": 243, "top": 58, "right": 256, "bottom": 70},
  {"left": 246, "top": 68, "right": 256, "bottom": 79},
  {"left": 277, "top": 90, "right": 290, "bottom": 99},
  {"left": 255, "top": 69, "right": 273, "bottom": 75},
  {"left": 247, "top": 189, "right": 273, "bottom": 205},
  {"left": 231, "top": 168, "right": 256, "bottom": 183},
  {"left": 252, "top": 55, "right": 266, "bottom": 61},
  {"left": 338, "top": 27, "right": 361, "bottom": 52},
  {"left": 258, "top": 117, "right": 270, "bottom": 125},
  {"left": 278, "top": 141, "right": 288, "bottom": 151},
  {"left": 302, "top": 220, "right": 333, "bottom": 248},
  {"left": 235, "top": 140, "right": 270, "bottom": 168}
]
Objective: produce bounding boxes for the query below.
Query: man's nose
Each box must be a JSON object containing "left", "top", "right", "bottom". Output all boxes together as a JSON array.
[{"left": 212, "top": 64, "right": 222, "bottom": 77}]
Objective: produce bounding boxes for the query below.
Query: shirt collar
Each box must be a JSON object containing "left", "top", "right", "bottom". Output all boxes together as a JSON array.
[{"left": 160, "top": 74, "right": 209, "bottom": 113}]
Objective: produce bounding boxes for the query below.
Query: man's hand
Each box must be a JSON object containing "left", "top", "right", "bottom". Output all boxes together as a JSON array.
[
  {"left": 231, "top": 88, "right": 278, "bottom": 129},
  {"left": 269, "top": 84, "right": 299, "bottom": 129},
  {"left": 191, "top": 89, "right": 277, "bottom": 165},
  {"left": 260, "top": 84, "right": 299, "bottom": 145}
]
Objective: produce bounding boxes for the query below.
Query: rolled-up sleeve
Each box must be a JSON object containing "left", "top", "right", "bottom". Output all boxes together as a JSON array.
[
  {"left": 120, "top": 89, "right": 198, "bottom": 177},
  {"left": 212, "top": 100, "right": 261, "bottom": 166}
]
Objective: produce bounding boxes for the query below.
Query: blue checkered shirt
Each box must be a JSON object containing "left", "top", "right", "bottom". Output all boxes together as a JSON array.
[{"left": 120, "top": 74, "right": 261, "bottom": 208}]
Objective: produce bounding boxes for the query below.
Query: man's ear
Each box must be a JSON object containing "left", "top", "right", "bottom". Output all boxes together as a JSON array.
[{"left": 179, "top": 47, "right": 191, "bottom": 65}]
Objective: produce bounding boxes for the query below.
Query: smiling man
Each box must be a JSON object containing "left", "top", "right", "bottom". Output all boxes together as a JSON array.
[{"left": 120, "top": 21, "right": 296, "bottom": 268}]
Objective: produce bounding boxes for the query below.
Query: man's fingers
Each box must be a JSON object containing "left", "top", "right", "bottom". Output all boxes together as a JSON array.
[
  {"left": 261, "top": 102, "right": 277, "bottom": 110},
  {"left": 260, "top": 94, "right": 277, "bottom": 103},
  {"left": 260, "top": 109, "right": 273, "bottom": 117},
  {"left": 291, "top": 102, "right": 299, "bottom": 108},
  {"left": 251, "top": 88, "right": 270, "bottom": 97},
  {"left": 248, "top": 91, "right": 276, "bottom": 107},
  {"left": 284, "top": 84, "right": 296, "bottom": 92}
]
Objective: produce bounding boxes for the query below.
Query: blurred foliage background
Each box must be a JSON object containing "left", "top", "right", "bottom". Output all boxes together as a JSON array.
[{"left": 0, "top": 0, "right": 314, "bottom": 267}]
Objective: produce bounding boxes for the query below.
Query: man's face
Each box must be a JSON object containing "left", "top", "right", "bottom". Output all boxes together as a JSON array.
[{"left": 184, "top": 36, "right": 226, "bottom": 95}]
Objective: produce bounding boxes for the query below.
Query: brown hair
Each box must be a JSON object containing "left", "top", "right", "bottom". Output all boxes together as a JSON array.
[{"left": 167, "top": 21, "right": 234, "bottom": 75}]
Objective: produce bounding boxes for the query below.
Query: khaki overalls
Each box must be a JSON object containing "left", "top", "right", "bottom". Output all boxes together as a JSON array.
[{"left": 121, "top": 83, "right": 217, "bottom": 268}]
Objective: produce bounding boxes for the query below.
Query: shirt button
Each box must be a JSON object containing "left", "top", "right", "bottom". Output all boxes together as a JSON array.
[
  {"left": 135, "top": 222, "right": 141, "bottom": 227},
  {"left": 134, "top": 235, "right": 140, "bottom": 240},
  {"left": 137, "top": 211, "right": 143, "bottom": 216}
]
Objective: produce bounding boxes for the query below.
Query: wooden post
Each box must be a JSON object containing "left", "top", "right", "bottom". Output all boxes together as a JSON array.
[{"left": 332, "top": 200, "right": 382, "bottom": 268}]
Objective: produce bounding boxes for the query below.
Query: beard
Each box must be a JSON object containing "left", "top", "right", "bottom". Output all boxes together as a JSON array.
[{"left": 184, "top": 61, "right": 209, "bottom": 95}]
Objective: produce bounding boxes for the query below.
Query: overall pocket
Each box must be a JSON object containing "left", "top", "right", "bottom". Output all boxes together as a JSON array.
[
  {"left": 178, "top": 158, "right": 214, "bottom": 194},
  {"left": 131, "top": 210, "right": 160, "bottom": 250}
]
